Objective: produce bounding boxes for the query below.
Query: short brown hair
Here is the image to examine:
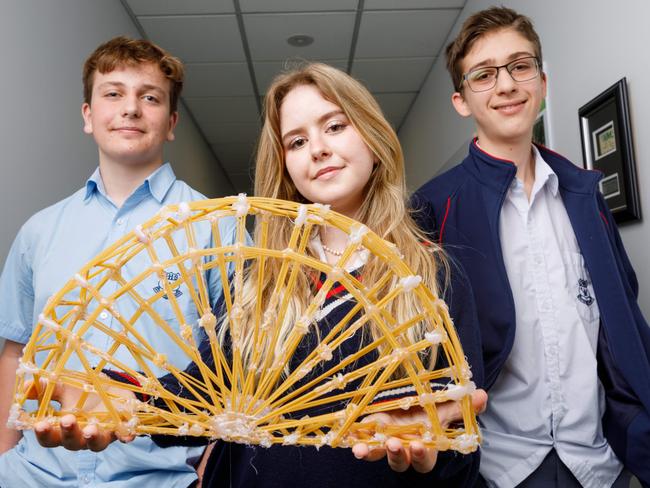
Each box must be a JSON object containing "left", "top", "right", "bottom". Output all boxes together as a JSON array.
[
  {"left": 446, "top": 6, "right": 542, "bottom": 91},
  {"left": 83, "top": 36, "right": 184, "bottom": 112}
]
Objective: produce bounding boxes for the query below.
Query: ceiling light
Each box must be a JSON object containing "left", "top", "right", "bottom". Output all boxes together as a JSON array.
[{"left": 287, "top": 34, "right": 314, "bottom": 47}]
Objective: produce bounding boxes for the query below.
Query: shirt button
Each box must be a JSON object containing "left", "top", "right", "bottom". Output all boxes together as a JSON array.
[
  {"left": 100, "top": 311, "right": 109, "bottom": 320},
  {"left": 116, "top": 218, "right": 125, "bottom": 225}
]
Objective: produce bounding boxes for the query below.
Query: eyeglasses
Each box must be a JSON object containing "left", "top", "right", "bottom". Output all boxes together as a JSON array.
[{"left": 461, "top": 56, "right": 540, "bottom": 92}]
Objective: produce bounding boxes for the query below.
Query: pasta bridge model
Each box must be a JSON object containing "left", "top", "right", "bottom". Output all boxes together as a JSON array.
[{"left": 10, "top": 196, "right": 480, "bottom": 453}]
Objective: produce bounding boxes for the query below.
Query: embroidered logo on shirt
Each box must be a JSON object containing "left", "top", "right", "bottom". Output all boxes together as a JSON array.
[
  {"left": 153, "top": 271, "right": 182, "bottom": 299},
  {"left": 577, "top": 278, "right": 594, "bottom": 306}
]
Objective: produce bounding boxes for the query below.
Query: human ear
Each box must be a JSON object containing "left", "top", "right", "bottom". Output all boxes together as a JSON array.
[
  {"left": 451, "top": 92, "right": 472, "bottom": 118},
  {"left": 166, "top": 111, "right": 179, "bottom": 142},
  {"left": 81, "top": 103, "right": 93, "bottom": 135}
]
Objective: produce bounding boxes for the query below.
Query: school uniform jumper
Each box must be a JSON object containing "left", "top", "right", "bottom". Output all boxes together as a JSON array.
[
  {"left": 146, "top": 267, "right": 485, "bottom": 487},
  {"left": 413, "top": 141, "right": 650, "bottom": 485}
]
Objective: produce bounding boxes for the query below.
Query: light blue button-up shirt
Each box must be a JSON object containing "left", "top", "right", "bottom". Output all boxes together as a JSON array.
[{"left": 0, "top": 163, "right": 236, "bottom": 488}]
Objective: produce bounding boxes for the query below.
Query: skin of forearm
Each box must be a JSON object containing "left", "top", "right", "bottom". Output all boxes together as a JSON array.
[
  {"left": 195, "top": 442, "right": 215, "bottom": 487},
  {"left": 0, "top": 340, "right": 24, "bottom": 453}
]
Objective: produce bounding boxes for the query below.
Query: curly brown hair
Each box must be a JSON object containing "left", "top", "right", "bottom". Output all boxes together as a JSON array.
[{"left": 83, "top": 36, "right": 184, "bottom": 113}]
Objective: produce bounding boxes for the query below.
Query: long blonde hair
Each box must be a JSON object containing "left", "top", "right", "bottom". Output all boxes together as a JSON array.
[{"left": 223, "top": 63, "right": 446, "bottom": 370}]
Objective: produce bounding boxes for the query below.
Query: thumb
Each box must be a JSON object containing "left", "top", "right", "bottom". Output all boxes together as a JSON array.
[
  {"left": 24, "top": 378, "right": 68, "bottom": 404},
  {"left": 438, "top": 389, "right": 488, "bottom": 427},
  {"left": 471, "top": 388, "right": 488, "bottom": 414}
]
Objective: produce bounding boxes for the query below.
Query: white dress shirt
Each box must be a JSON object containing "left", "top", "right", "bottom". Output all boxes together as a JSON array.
[{"left": 479, "top": 147, "right": 622, "bottom": 487}]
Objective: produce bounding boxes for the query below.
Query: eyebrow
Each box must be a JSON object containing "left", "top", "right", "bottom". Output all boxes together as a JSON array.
[
  {"left": 466, "top": 51, "right": 535, "bottom": 72},
  {"left": 95, "top": 81, "right": 166, "bottom": 95},
  {"left": 139, "top": 83, "right": 167, "bottom": 95},
  {"left": 281, "top": 109, "right": 346, "bottom": 143}
]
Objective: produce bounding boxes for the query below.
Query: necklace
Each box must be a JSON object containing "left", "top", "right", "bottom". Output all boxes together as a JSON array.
[{"left": 321, "top": 243, "right": 344, "bottom": 256}]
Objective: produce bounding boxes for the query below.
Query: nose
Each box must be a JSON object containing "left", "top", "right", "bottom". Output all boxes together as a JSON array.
[
  {"left": 310, "top": 133, "right": 331, "bottom": 162},
  {"left": 494, "top": 66, "right": 517, "bottom": 94},
  {"left": 122, "top": 93, "right": 141, "bottom": 118}
]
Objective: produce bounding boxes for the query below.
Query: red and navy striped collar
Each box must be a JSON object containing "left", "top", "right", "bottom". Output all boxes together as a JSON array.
[{"left": 311, "top": 268, "right": 362, "bottom": 301}]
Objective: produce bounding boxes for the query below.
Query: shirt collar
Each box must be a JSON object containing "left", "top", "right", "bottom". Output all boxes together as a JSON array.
[
  {"left": 309, "top": 233, "right": 365, "bottom": 272},
  {"left": 83, "top": 163, "right": 176, "bottom": 204},
  {"left": 531, "top": 145, "right": 559, "bottom": 197},
  {"left": 145, "top": 163, "right": 176, "bottom": 203},
  {"left": 84, "top": 167, "right": 104, "bottom": 201},
  {"left": 501, "top": 145, "right": 559, "bottom": 198},
  {"left": 469, "top": 140, "right": 602, "bottom": 196},
  {"left": 467, "top": 140, "right": 517, "bottom": 194}
]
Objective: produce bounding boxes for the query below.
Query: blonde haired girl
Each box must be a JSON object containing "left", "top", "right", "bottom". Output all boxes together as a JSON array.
[
  {"left": 226, "top": 63, "right": 447, "bottom": 371},
  {"left": 32, "top": 63, "right": 486, "bottom": 487}
]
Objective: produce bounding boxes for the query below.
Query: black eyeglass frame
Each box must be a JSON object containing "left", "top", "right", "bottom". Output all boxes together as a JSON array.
[{"left": 459, "top": 56, "right": 541, "bottom": 92}]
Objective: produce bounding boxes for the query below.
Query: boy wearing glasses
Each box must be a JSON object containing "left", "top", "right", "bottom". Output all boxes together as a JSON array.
[{"left": 414, "top": 6, "right": 650, "bottom": 487}]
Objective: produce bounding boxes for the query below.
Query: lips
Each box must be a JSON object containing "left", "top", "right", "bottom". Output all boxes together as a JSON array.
[
  {"left": 113, "top": 126, "right": 145, "bottom": 133},
  {"left": 314, "top": 166, "right": 342, "bottom": 180},
  {"left": 492, "top": 100, "right": 526, "bottom": 114}
]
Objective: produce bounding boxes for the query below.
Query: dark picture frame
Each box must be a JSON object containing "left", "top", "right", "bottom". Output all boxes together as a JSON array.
[{"left": 578, "top": 78, "right": 641, "bottom": 224}]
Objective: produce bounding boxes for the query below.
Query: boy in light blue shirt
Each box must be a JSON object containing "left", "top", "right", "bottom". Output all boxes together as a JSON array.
[{"left": 0, "top": 36, "right": 234, "bottom": 488}]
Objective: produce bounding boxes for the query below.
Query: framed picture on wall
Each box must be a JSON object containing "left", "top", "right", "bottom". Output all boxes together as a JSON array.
[
  {"left": 578, "top": 77, "right": 641, "bottom": 224},
  {"left": 533, "top": 98, "right": 551, "bottom": 147},
  {"left": 533, "top": 62, "right": 553, "bottom": 148}
]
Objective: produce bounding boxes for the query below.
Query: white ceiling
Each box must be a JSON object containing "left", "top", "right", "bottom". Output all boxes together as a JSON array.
[{"left": 123, "top": 0, "right": 465, "bottom": 193}]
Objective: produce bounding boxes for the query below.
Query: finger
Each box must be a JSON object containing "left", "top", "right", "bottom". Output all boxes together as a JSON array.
[
  {"left": 472, "top": 389, "right": 488, "bottom": 414},
  {"left": 438, "top": 389, "right": 489, "bottom": 427},
  {"left": 352, "top": 442, "right": 369, "bottom": 459},
  {"left": 408, "top": 440, "right": 438, "bottom": 473},
  {"left": 50, "top": 381, "right": 67, "bottom": 403},
  {"left": 24, "top": 380, "right": 37, "bottom": 399},
  {"left": 34, "top": 420, "right": 63, "bottom": 448},
  {"left": 24, "top": 379, "right": 68, "bottom": 404},
  {"left": 24, "top": 379, "right": 49, "bottom": 400},
  {"left": 358, "top": 412, "right": 391, "bottom": 427},
  {"left": 60, "top": 414, "right": 87, "bottom": 451},
  {"left": 352, "top": 442, "right": 387, "bottom": 462},
  {"left": 115, "top": 431, "right": 136, "bottom": 444},
  {"left": 84, "top": 425, "right": 118, "bottom": 452},
  {"left": 385, "top": 438, "right": 410, "bottom": 472},
  {"left": 437, "top": 400, "right": 463, "bottom": 427}
]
